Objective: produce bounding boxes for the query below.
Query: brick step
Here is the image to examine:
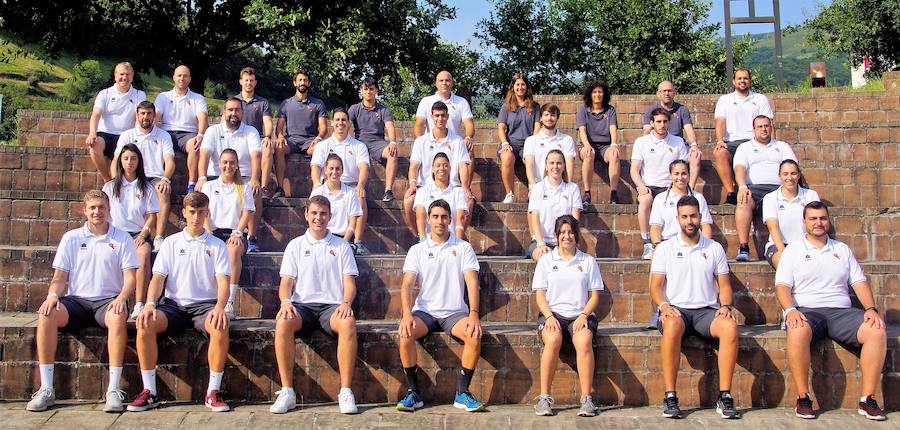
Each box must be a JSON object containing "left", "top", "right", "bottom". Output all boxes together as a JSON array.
[
  {"left": 2, "top": 249, "right": 897, "bottom": 326},
  {"left": 0, "top": 312, "right": 896, "bottom": 409},
  {"left": 3, "top": 192, "right": 897, "bottom": 261}
]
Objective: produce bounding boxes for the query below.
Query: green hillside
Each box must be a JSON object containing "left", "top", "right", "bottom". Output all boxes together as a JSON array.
[{"left": 742, "top": 28, "right": 851, "bottom": 89}]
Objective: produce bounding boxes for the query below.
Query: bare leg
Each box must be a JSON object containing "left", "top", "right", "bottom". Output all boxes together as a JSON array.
[
  {"left": 786, "top": 324, "right": 812, "bottom": 394},
  {"left": 714, "top": 148, "right": 735, "bottom": 194},
  {"left": 572, "top": 328, "right": 595, "bottom": 397},
  {"left": 330, "top": 314, "right": 358, "bottom": 388},
  {"left": 539, "top": 328, "right": 562, "bottom": 395},
  {"left": 275, "top": 315, "right": 302, "bottom": 388},
  {"left": 857, "top": 324, "right": 887, "bottom": 396},
  {"left": 90, "top": 138, "right": 112, "bottom": 182},
  {"left": 661, "top": 316, "right": 685, "bottom": 391},
  {"left": 36, "top": 306, "right": 69, "bottom": 364},
  {"left": 398, "top": 317, "right": 429, "bottom": 368},
  {"left": 710, "top": 316, "right": 738, "bottom": 391}
]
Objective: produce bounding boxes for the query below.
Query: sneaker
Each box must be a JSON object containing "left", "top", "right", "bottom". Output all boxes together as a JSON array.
[
  {"left": 735, "top": 247, "right": 750, "bottom": 262},
  {"left": 269, "top": 388, "right": 296, "bottom": 414},
  {"left": 609, "top": 190, "right": 619, "bottom": 204},
  {"left": 26, "top": 387, "right": 55, "bottom": 412},
  {"left": 646, "top": 310, "right": 660, "bottom": 330},
  {"left": 858, "top": 395, "right": 887, "bottom": 421},
  {"left": 130, "top": 302, "right": 144, "bottom": 320},
  {"left": 795, "top": 394, "right": 815, "bottom": 419},
  {"left": 246, "top": 237, "right": 260, "bottom": 253},
  {"left": 533, "top": 395, "right": 553, "bottom": 416},
  {"left": 104, "top": 389, "right": 127, "bottom": 413},
  {"left": 126, "top": 389, "right": 159, "bottom": 412},
  {"left": 338, "top": 389, "right": 358, "bottom": 414},
  {"left": 153, "top": 236, "right": 164, "bottom": 252},
  {"left": 453, "top": 391, "right": 486, "bottom": 412},
  {"left": 577, "top": 395, "right": 598, "bottom": 417},
  {"left": 716, "top": 393, "right": 741, "bottom": 419},
  {"left": 272, "top": 187, "right": 285, "bottom": 198},
  {"left": 725, "top": 192, "right": 737, "bottom": 205},
  {"left": 502, "top": 192, "right": 515, "bottom": 204},
  {"left": 382, "top": 189, "right": 395, "bottom": 202},
  {"left": 224, "top": 302, "right": 236, "bottom": 320},
  {"left": 396, "top": 389, "right": 424, "bottom": 412},
  {"left": 662, "top": 395, "right": 682, "bottom": 418},
  {"left": 354, "top": 242, "right": 370, "bottom": 256},
  {"left": 205, "top": 389, "right": 230, "bottom": 412},
  {"left": 641, "top": 243, "right": 654, "bottom": 260},
  {"left": 186, "top": 184, "right": 195, "bottom": 194},
  {"left": 582, "top": 191, "right": 592, "bottom": 205}
]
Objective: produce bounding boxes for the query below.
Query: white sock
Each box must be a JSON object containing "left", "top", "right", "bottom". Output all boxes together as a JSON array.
[
  {"left": 641, "top": 232, "right": 650, "bottom": 241},
  {"left": 861, "top": 395, "right": 871, "bottom": 402},
  {"left": 141, "top": 369, "right": 157, "bottom": 395},
  {"left": 108, "top": 366, "right": 123, "bottom": 391},
  {"left": 340, "top": 387, "right": 352, "bottom": 395},
  {"left": 207, "top": 371, "right": 224, "bottom": 395},
  {"left": 38, "top": 364, "right": 54, "bottom": 391},
  {"left": 228, "top": 285, "right": 238, "bottom": 304}
]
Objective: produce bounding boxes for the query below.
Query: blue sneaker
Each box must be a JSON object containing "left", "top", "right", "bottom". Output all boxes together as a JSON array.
[
  {"left": 396, "top": 389, "right": 423, "bottom": 412},
  {"left": 246, "top": 237, "right": 260, "bottom": 253},
  {"left": 453, "top": 391, "right": 485, "bottom": 412},
  {"left": 186, "top": 184, "right": 195, "bottom": 194}
]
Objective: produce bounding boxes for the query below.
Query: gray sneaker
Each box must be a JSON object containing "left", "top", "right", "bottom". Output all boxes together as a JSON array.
[
  {"left": 26, "top": 387, "right": 55, "bottom": 412},
  {"left": 533, "top": 395, "right": 553, "bottom": 416},
  {"left": 104, "top": 389, "right": 127, "bottom": 412},
  {"left": 153, "top": 236, "right": 165, "bottom": 252},
  {"left": 641, "top": 243, "right": 655, "bottom": 260},
  {"left": 577, "top": 395, "right": 597, "bottom": 417}
]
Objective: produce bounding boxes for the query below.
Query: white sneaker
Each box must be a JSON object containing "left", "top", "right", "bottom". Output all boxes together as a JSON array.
[
  {"left": 103, "top": 389, "right": 126, "bottom": 412},
  {"left": 338, "top": 389, "right": 358, "bottom": 414},
  {"left": 153, "top": 236, "right": 164, "bottom": 252},
  {"left": 269, "top": 388, "right": 297, "bottom": 414},
  {"left": 26, "top": 387, "right": 55, "bottom": 412},
  {"left": 502, "top": 192, "right": 516, "bottom": 204},
  {"left": 642, "top": 243, "right": 655, "bottom": 260},
  {"left": 224, "top": 302, "right": 236, "bottom": 320},
  {"left": 130, "top": 303, "right": 144, "bottom": 320}
]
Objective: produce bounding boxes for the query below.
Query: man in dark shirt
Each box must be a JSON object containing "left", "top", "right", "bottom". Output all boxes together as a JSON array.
[
  {"left": 272, "top": 69, "right": 328, "bottom": 197},
  {"left": 348, "top": 78, "right": 399, "bottom": 202}
]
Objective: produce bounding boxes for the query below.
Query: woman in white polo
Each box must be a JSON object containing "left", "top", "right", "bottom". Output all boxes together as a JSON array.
[
  {"left": 414, "top": 152, "right": 469, "bottom": 241},
  {"left": 650, "top": 159, "right": 713, "bottom": 245},
  {"left": 310, "top": 154, "right": 363, "bottom": 244},
  {"left": 200, "top": 149, "right": 255, "bottom": 318},
  {"left": 762, "top": 159, "right": 820, "bottom": 268},
  {"left": 527, "top": 150, "right": 583, "bottom": 261},
  {"left": 532, "top": 215, "right": 604, "bottom": 417},
  {"left": 102, "top": 143, "right": 159, "bottom": 319}
]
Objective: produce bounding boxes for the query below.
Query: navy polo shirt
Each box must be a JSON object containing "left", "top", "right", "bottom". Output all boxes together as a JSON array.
[
  {"left": 575, "top": 105, "right": 618, "bottom": 144},
  {"left": 497, "top": 101, "right": 540, "bottom": 147},
  {"left": 235, "top": 94, "right": 272, "bottom": 137},
  {"left": 279, "top": 95, "right": 327, "bottom": 139},
  {"left": 348, "top": 101, "right": 395, "bottom": 143},
  {"left": 642, "top": 101, "right": 693, "bottom": 139}
]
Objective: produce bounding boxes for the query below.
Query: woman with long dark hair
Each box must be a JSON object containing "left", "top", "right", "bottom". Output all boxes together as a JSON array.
[
  {"left": 761, "top": 159, "right": 819, "bottom": 268},
  {"left": 497, "top": 73, "right": 541, "bottom": 203},
  {"left": 576, "top": 81, "right": 620, "bottom": 204}
]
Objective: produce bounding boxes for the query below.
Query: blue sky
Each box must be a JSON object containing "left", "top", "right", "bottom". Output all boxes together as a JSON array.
[{"left": 437, "top": 0, "right": 831, "bottom": 47}]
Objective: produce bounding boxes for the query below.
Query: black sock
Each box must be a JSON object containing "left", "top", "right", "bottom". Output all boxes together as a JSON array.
[
  {"left": 666, "top": 391, "right": 677, "bottom": 399},
  {"left": 719, "top": 390, "right": 731, "bottom": 399},
  {"left": 456, "top": 367, "right": 475, "bottom": 394},
  {"left": 403, "top": 366, "right": 420, "bottom": 392},
  {"left": 739, "top": 244, "right": 749, "bottom": 251}
]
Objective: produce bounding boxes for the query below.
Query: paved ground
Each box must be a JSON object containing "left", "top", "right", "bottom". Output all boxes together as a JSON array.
[{"left": 0, "top": 401, "right": 895, "bottom": 430}]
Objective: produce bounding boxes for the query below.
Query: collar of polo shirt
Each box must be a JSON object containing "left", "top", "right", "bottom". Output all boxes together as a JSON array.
[
  {"left": 801, "top": 236, "right": 834, "bottom": 252},
  {"left": 433, "top": 91, "right": 455, "bottom": 102},
  {"left": 776, "top": 185, "right": 805, "bottom": 203},
  {"left": 304, "top": 230, "right": 332, "bottom": 245},
  {"left": 649, "top": 132, "right": 669, "bottom": 143},
  {"left": 549, "top": 247, "right": 582, "bottom": 263},
  {"left": 82, "top": 222, "right": 112, "bottom": 238},
  {"left": 426, "top": 234, "right": 455, "bottom": 248},
  {"left": 539, "top": 129, "right": 561, "bottom": 140},
  {"left": 182, "top": 229, "right": 210, "bottom": 242},
  {"left": 675, "top": 233, "right": 705, "bottom": 250}
]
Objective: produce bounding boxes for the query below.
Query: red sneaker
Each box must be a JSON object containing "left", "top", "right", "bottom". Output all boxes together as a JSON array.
[
  {"left": 858, "top": 396, "right": 886, "bottom": 421},
  {"left": 127, "top": 389, "right": 160, "bottom": 412},
  {"left": 205, "top": 389, "right": 230, "bottom": 412},
  {"left": 795, "top": 394, "right": 815, "bottom": 419}
]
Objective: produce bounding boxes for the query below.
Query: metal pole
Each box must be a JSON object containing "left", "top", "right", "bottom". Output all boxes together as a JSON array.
[
  {"left": 773, "top": 0, "right": 785, "bottom": 90},
  {"left": 724, "top": 0, "right": 734, "bottom": 91}
]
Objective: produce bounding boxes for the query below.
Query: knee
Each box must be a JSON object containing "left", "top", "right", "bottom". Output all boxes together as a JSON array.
[
  {"left": 542, "top": 331, "right": 563, "bottom": 349},
  {"left": 500, "top": 152, "right": 514, "bottom": 167},
  {"left": 662, "top": 319, "right": 685, "bottom": 337},
  {"left": 786, "top": 326, "right": 813, "bottom": 345},
  {"left": 334, "top": 318, "right": 357, "bottom": 336},
  {"left": 573, "top": 332, "right": 594, "bottom": 352},
  {"left": 859, "top": 324, "right": 887, "bottom": 345},
  {"left": 716, "top": 319, "right": 738, "bottom": 341},
  {"left": 638, "top": 193, "right": 653, "bottom": 206},
  {"left": 607, "top": 152, "right": 619, "bottom": 164},
  {"left": 108, "top": 312, "right": 127, "bottom": 329}
]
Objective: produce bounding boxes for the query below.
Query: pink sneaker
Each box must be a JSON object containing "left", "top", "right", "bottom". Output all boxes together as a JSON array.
[{"left": 205, "top": 390, "right": 230, "bottom": 412}]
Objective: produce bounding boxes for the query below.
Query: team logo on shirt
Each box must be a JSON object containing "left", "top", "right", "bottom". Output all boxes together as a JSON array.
[
  {"left": 701, "top": 252, "right": 707, "bottom": 260},
  {"left": 539, "top": 142, "right": 545, "bottom": 148},
  {"left": 179, "top": 249, "right": 186, "bottom": 255},
  {"left": 306, "top": 106, "right": 313, "bottom": 112},
  {"left": 577, "top": 265, "right": 583, "bottom": 272},
  {"left": 451, "top": 250, "right": 457, "bottom": 256},
  {"left": 111, "top": 97, "right": 116, "bottom": 102},
  {"left": 673, "top": 113, "right": 680, "bottom": 120},
  {"left": 542, "top": 194, "right": 548, "bottom": 200},
  {"left": 214, "top": 190, "right": 220, "bottom": 195},
  {"left": 207, "top": 249, "right": 213, "bottom": 257},
  {"left": 551, "top": 265, "right": 559, "bottom": 271},
  {"left": 676, "top": 251, "right": 684, "bottom": 259},
  {"left": 650, "top": 147, "right": 655, "bottom": 153},
  {"left": 833, "top": 253, "right": 840, "bottom": 260},
  {"left": 429, "top": 145, "right": 434, "bottom": 151},
  {"left": 329, "top": 249, "right": 336, "bottom": 257},
  {"left": 304, "top": 250, "right": 311, "bottom": 256},
  {"left": 80, "top": 243, "right": 88, "bottom": 250},
  {"left": 562, "top": 195, "right": 569, "bottom": 201},
  {"left": 804, "top": 254, "right": 812, "bottom": 262},
  {"left": 427, "top": 252, "right": 435, "bottom": 259},
  {"left": 779, "top": 204, "right": 785, "bottom": 210},
  {"left": 667, "top": 147, "right": 673, "bottom": 153}
]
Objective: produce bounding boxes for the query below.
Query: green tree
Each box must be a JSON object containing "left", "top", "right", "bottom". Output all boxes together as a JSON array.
[{"left": 805, "top": 0, "right": 900, "bottom": 76}]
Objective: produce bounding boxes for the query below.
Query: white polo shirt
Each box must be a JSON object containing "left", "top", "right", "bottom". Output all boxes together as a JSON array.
[
  {"left": 155, "top": 89, "right": 207, "bottom": 133},
  {"left": 102, "top": 179, "right": 160, "bottom": 233},
  {"left": 650, "top": 235, "right": 729, "bottom": 309},
  {"left": 93, "top": 85, "right": 147, "bottom": 135},
  {"left": 631, "top": 133, "right": 689, "bottom": 188},
  {"left": 649, "top": 189, "right": 713, "bottom": 241},
  {"left": 532, "top": 249, "right": 604, "bottom": 319},
  {"left": 114, "top": 126, "right": 174, "bottom": 179},
  {"left": 713, "top": 91, "right": 774, "bottom": 142},
  {"left": 200, "top": 123, "right": 262, "bottom": 177},
  {"left": 309, "top": 183, "right": 363, "bottom": 235},
  {"left": 774, "top": 238, "right": 866, "bottom": 308},
  {"left": 762, "top": 187, "right": 820, "bottom": 249},
  {"left": 410, "top": 131, "right": 471, "bottom": 187},
  {"left": 201, "top": 179, "right": 256, "bottom": 231},
  {"left": 403, "top": 235, "right": 480, "bottom": 318},
  {"left": 523, "top": 130, "right": 577, "bottom": 182},
  {"left": 309, "top": 135, "right": 370, "bottom": 184},
  {"left": 52, "top": 223, "right": 139, "bottom": 300},
  {"left": 527, "top": 180, "right": 583, "bottom": 246},
  {"left": 152, "top": 230, "right": 230, "bottom": 306},
  {"left": 413, "top": 181, "right": 469, "bottom": 234},
  {"left": 733, "top": 139, "right": 797, "bottom": 186},
  {"left": 415, "top": 92, "right": 474, "bottom": 137},
  {"left": 280, "top": 232, "right": 359, "bottom": 305}
]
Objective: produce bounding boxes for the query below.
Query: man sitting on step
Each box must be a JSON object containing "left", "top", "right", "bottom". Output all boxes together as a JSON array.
[
  {"left": 86, "top": 62, "right": 147, "bottom": 182},
  {"left": 27, "top": 190, "right": 139, "bottom": 413}
]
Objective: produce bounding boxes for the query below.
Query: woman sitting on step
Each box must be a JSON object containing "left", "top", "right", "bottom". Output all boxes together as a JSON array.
[
  {"left": 761, "top": 159, "right": 820, "bottom": 269},
  {"left": 526, "top": 149, "right": 583, "bottom": 261},
  {"left": 413, "top": 152, "right": 469, "bottom": 242}
]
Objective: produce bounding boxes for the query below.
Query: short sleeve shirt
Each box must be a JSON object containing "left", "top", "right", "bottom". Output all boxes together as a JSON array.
[
  {"left": 102, "top": 179, "right": 160, "bottom": 233},
  {"left": 155, "top": 89, "right": 207, "bottom": 133},
  {"left": 575, "top": 105, "right": 618, "bottom": 144},
  {"left": 762, "top": 187, "right": 820, "bottom": 249},
  {"left": 201, "top": 179, "right": 256, "bottom": 231},
  {"left": 642, "top": 101, "right": 693, "bottom": 139},
  {"left": 733, "top": 139, "right": 797, "bottom": 186},
  {"left": 279, "top": 95, "right": 327, "bottom": 140},
  {"left": 309, "top": 183, "right": 363, "bottom": 236},
  {"left": 775, "top": 238, "right": 866, "bottom": 308},
  {"left": 348, "top": 102, "right": 395, "bottom": 143},
  {"left": 52, "top": 224, "right": 139, "bottom": 300},
  {"left": 114, "top": 126, "right": 174, "bottom": 179},
  {"left": 415, "top": 93, "right": 474, "bottom": 137},
  {"left": 523, "top": 130, "right": 577, "bottom": 182},
  {"left": 650, "top": 235, "right": 729, "bottom": 309},
  {"left": 200, "top": 123, "right": 262, "bottom": 177},
  {"left": 413, "top": 182, "right": 470, "bottom": 234},
  {"left": 649, "top": 190, "right": 713, "bottom": 241},
  {"left": 497, "top": 102, "right": 540, "bottom": 146},
  {"left": 403, "top": 235, "right": 480, "bottom": 318},
  {"left": 630, "top": 133, "right": 689, "bottom": 188},
  {"left": 234, "top": 94, "right": 272, "bottom": 137},
  {"left": 93, "top": 85, "right": 147, "bottom": 135},
  {"left": 713, "top": 91, "right": 774, "bottom": 142},
  {"left": 527, "top": 180, "right": 583, "bottom": 246},
  {"left": 280, "top": 232, "right": 359, "bottom": 305},
  {"left": 309, "top": 135, "right": 371, "bottom": 184},
  {"left": 152, "top": 230, "right": 230, "bottom": 306},
  {"left": 410, "top": 131, "right": 471, "bottom": 187},
  {"left": 531, "top": 249, "right": 604, "bottom": 319}
]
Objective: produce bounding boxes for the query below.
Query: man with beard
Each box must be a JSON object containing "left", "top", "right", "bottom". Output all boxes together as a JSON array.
[
  {"left": 273, "top": 69, "right": 328, "bottom": 197},
  {"left": 87, "top": 62, "right": 147, "bottom": 182},
  {"left": 650, "top": 196, "right": 741, "bottom": 420},
  {"left": 155, "top": 65, "right": 208, "bottom": 194}
]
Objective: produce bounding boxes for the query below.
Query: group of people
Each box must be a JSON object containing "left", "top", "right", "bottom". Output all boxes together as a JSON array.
[{"left": 24, "top": 62, "right": 889, "bottom": 421}]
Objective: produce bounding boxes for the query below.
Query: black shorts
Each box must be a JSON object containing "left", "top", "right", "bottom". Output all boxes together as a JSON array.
[
  {"left": 362, "top": 139, "right": 390, "bottom": 160},
  {"left": 648, "top": 186, "right": 667, "bottom": 198},
  {"left": 59, "top": 296, "right": 115, "bottom": 331},
  {"left": 525, "top": 240, "right": 556, "bottom": 258},
  {"left": 725, "top": 139, "right": 750, "bottom": 157},
  {"left": 413, "top": 310, "right": 468, "bottom": 337},
  {"left": 764, "top": 243, "right": 785, "bottom": 268},
  {"left": 588, "top": 142, "right": 613, "bottom": 164},
  {"left": 497, "top": 141, "right": 525, "bottom": 161},
  {"left": 212, "top": 228, "right": 247, "bottom": 248},
  {"left": 657, "top": 306, "right": 718, "bottom": 340},
  {"left": 536, "top": 312, "right": 599, "bottom": 342},
  {"left": 294, "top": 303, "right": 340, "bottom": 337},
  {"left": 97, "top": 132, "right": 120, "bottom": 159},
  {"left": 156, "top": 298, "right": 217, "bottom": 335},
  {"left": 749, "top": 184, "right": 779, "bottom": 216},
  {"left": 127, "top": 231, "right": 152, "bottom": 249},
  {"left": 286, "top": 136, "right": 315, "bottom": 155},
  {"left": 167, "top": 130, "right": 198, "bottom": 152},
  {"left": 795, "top": 307, "right": 865, "bottom": 349}
]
